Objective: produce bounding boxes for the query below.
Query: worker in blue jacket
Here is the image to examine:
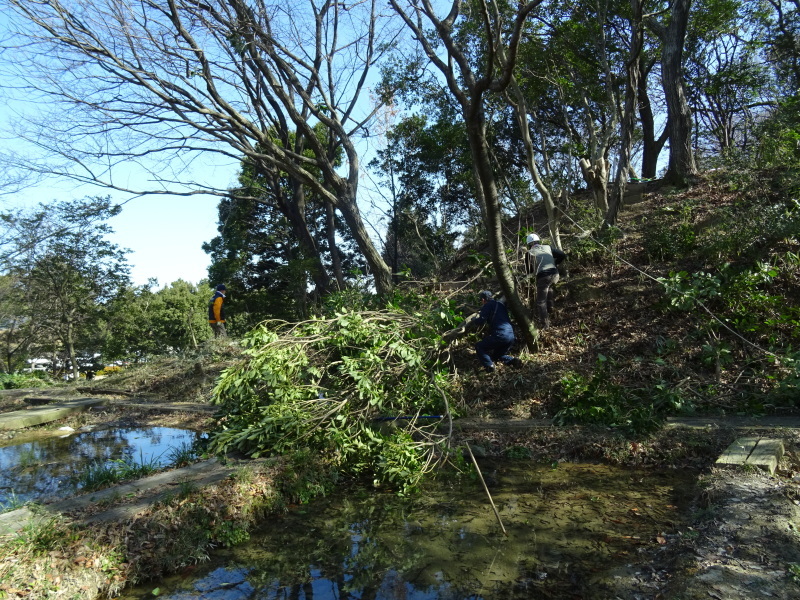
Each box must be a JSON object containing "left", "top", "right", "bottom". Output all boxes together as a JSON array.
[
  {"left": 208, "top": 284, "right": 227, "bottom": 338},
  {"left": 473, "top": 290, "right": 522, "bottom": 373}
]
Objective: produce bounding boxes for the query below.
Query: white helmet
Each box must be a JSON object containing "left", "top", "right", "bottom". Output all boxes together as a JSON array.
[{"left": 526, "top": 233, "right": 540, "bottom": 244}]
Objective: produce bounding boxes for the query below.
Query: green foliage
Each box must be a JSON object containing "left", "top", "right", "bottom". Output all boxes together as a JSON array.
[
  {"left": 165, "top": 441, "right": 203, "bottom": 468},
  {"left": 659, "top": 259, "right": 800, "bottom": 344},
  {"left": 505, "top": 445, "right": 532, "bottom": 459},
  {"left": 552, "top": 356, "right": 688, "bottom": 434},
  {"left": 757, "top": 103, "right": 800, "bottom": 170},
  {"left": 568, "top": 227, "right": 623, "bottom": 264},
  {"left": 208, "top": 308, "right": 456, "bottom": 494},
  {"left": 0, "top": 197, "right": 131, "bottom": 375},
  {"left": 103, "top": 280, "right": 214, "bottom": 362},
  {"left": 212, "top": 521, "right": 250, "bottom": 547},
  {"left": 75, "top": 452, "right": 169, "bottom": 492},
  {"left": 278, "top": 448, "right": 340, "bottom": 504},
  {"left": 643, "top": 202, "right": 697, "bottom": 261},
  {"left": 701, "top": 341, "right": 733, "bottom": 369},
  {"left": 13, "top": 515, "right": 77, "bottom": 555},
  {"left": 772, "top": 353, "right": 800, "bottom": 404},
  {"left": 694, "top": 190, "right": 800, "bottom": 263},
  {"left": 0, "top": 490, "right": 25, "bottom": 513},
  {"left": 0, "top": 372, "right": 51, "bottom": 389},
  {"left": 659, "top": 270, "right": 723, "bottom": 312}
]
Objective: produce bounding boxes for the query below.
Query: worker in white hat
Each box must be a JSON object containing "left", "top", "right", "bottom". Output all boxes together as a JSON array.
[{"left": 525, "top": 234, "right": 567, "bottom": 329}]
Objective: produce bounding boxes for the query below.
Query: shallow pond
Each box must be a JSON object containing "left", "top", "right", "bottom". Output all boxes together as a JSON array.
[
  {"left": 120, "top": 462, "right": 698, "bottom": 599},
  {"left": 0, "top": 426, "right": 204, "bottom": 507}
]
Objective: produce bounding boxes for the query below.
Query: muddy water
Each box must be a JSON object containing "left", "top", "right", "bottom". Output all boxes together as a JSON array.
[
  {"left": 121, "top": 462, "right": 698, "bottom": 599},
  {"left": 0, "top": 426, "right": 204, "bottom": 506}
]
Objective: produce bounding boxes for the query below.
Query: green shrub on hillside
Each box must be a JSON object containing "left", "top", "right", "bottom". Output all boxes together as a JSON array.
[
  {"left": 659, "top": 258, "right": 800, "bottom": 344},
  {"left": 208, "top": 307, "right": 458, "bottom": 495},
  {"left": 0, "top": 372, "right": 52, "bottom": 389},
  {"left": 697, "top": 198, "right": 800, "bottom": 263},
  {"left": 552, "top": 356, "right": 689, "bottom": 434},
  {"left": 568, "top": 227, "right": 623, "bottom": 264},
  {"left": 643, "top": 201, "right": 697, "bottom": 261}
]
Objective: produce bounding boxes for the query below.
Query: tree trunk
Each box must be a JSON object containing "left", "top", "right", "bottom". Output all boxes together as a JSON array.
[
  {"left": 579, "top": 157, "right": 611, "bottom": 214},
  {"left": 388, "top": 0, "right": 542, "bottom": 345},
  {"left": 284, "top": 177, "right": 332, "bottom": 298},
  {"left": 336, "top": 183, "right": 394, "bottom": 296},
  {"left": 466, "top": 112, "right": 539, "bottom": 349},
  {"left": 657, "top": 0, "right": 698, "bottom": 183},
  {"left": 638, "top": 58, "right": 670, "bottom": 179},
  {"left": 326, "top": 202, "right": 345, "bottom": 291},
  {"left": 66, "top": 321, "right": 79, "bottom": 381},
  {"left": 606, "top": 0, "right": 644, "bottom": 228}
]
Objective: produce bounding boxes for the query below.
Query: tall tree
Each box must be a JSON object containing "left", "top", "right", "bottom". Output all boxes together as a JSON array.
[
  {"left": 766, "top": 0, "right": 800, "bottom": 90},
  {"left": 103, "top": 280, "right": 213, "bottom": 360},
  {"left": 647, "top": 0, "right": 700, "bottom": 182},
  {"left": 0, "top": 273, "right": 36, "bottom": 372},
  {"left": 638, "top": 54, "right": 671, "bottom": 178},
  {"left": 1, "top": 0, "right": 396, "bottom": 294},
  {"left": 0, "top": 198, "right": 131, "bottom": 379},
  {"left": 605, "top": 0, "right": 645, "bottom": 228},
  {"left": 369, "top": 110, "right": 477, "bottom": 281},
  {"left": 390, "top": 0, "right": 544, "bottom": 348}
]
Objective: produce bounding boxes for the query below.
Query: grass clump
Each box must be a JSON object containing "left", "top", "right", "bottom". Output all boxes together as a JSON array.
[{"left": 0, "top": 464, "right": 283, "bottom": 598}]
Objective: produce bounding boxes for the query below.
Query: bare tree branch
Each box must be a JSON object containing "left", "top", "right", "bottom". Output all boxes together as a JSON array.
[{"left": 0, "top": 0, "right": 397, "bottom": 293}]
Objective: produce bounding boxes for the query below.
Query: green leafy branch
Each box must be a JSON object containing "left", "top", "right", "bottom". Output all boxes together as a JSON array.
[{"left": 208, "top": 309, "right": 456, "bottom": 494}]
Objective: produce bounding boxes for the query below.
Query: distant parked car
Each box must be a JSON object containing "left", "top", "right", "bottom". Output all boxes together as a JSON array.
[{"left": 25, "top": 358, "right": 51, "bottom": 373}]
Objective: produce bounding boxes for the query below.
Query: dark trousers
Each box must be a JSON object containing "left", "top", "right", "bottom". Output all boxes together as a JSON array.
[
  {"left": 476, "top": 335, "right": 515, "bottom": 368},
  {"left": 535, "top": 272, "right": 560, "bottom": 326}
]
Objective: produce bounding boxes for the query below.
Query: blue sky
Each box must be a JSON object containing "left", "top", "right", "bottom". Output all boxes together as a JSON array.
[
  {"left": 108, "top": 195, "right": 224, "bottom": 288},
  {"left": 3, "top": 185, "right": 228, "bottom": 289}
]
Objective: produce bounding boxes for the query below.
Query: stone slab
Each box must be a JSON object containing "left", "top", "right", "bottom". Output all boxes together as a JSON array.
[
  {"left": 745, "top": 439, "right": 785, "bottom": 475},
  {"left": 668, "top": 416, "right": 800, "bottom": 429},
  {"left": 0, "top": 398, "right": 106, "bottom": 430},
  {"left": 716, "top": 437, "right": 760, "bottom": 467},
  {"left": 716, "top": 437, "right": 785, "bottom": 475}
]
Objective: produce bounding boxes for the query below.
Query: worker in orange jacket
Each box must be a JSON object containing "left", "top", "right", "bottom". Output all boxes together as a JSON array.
[{"left": 208, "top": 284, "right": 227, "bottom": 338}]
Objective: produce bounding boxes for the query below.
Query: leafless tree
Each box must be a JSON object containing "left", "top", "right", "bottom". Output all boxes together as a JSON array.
[{"left": 0, "top": 0, "right": 397, "bottom": 294}]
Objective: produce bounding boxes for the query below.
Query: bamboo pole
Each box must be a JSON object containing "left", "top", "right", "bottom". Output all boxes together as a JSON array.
[{"left": 465, "top": 443, "right": 507, "bottom": 536}]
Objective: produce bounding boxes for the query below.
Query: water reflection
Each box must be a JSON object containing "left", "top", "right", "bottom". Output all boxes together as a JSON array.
[
  {"left": 0, "top": 427, "right": 204, "bottom": 506},
  {"left": 121, "top": 463, "right": 697, "bottom": 599}
]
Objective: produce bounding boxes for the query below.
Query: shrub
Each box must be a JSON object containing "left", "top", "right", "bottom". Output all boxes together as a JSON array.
[
  {"left": 643, "top": 201, "right": 697, "bottom": 261},
  {"left": 97, "top": 365, "right": 124, "bottom": 376},
  {"left": 659, "top": 259, "right": 800, "bottom": 345},
  {"left": 0, "top": 372, "right": 52, "bottom": 389},
  {"left": 552, "top": 356, "right": 689, "bottom": 434}
]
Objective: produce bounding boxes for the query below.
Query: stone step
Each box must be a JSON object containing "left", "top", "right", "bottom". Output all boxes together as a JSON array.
[
  {"left": 0, "top": 398, "right": 106, "bottom": 430},
  {"left": 716, "top": 437, "right": 785, "bottom": 475}
]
